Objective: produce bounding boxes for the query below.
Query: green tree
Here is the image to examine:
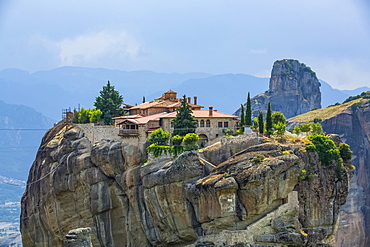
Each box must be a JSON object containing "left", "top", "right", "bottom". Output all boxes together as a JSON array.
[
  {"left": 339, "top": 143, "right": 352, "bottom": 161},
  {"left": 240, "top": 104, "right": 245, "bottom": 126},
  {"left": 148, "top": 128, "right": 170, "bottom": 145},
  {"left": 258, "top": 110, "right": 264, "bottom": 134},
  {"left": 252, "top": 117, "right": 259, "bottom": 130},
  {"left": 272, "top": 112, "right": 286, "bottom": 125},
  {"left": 266, "top": 102, "right": 273, "bottom": 136},
  {"left": 94, "top": 81, "right": 123, "bottom": 125},
  {"left": 245, "top": 92, "right": 252, "bottom": 126},
  {"left": 172, "top": 95, "right": 197, "bottom": 136},
  {"left": 89, "top": 109, "right": 102, "bottom": 123}
]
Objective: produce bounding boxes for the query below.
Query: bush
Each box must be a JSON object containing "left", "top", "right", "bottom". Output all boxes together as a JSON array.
[
  {"left": 223, "top": 128, "right": 234, "bottom": 136},
  {"left": 339, "top": 143, "right": 352, "bottom": 161},
  {"left": 311, "top": 122, "right": 324, "bottom": 135},
  {"left": 148, "top": 128, "right": 170, "bottom": 144},
  {"left": 293, "top": 125, "right": 301, "bottom": 135},
  {"left": 299, "top": 123, "right": 311, "bottom": 133},
  {"left": 274, "top": 122, "right": 286, "bottom": 136},
  {"left": 307, "top": 134, "right": 340, "bottom": 166},
  {"left": 272, "top": 112, "right": 286, "bottom": 125},
  {"left": 184, "top": 144, "right": 199, "bottom": 151},
  {"left": 171, "top": 135, "right": 183, "bottom": 145},
  {"left": 183, "top": 133, "right": 199, "bottom": 145},
  {"left": 282, "top": 151, "right": 290, "bottom": 155},
  {"left": 251, "top": 154, "right": 265, "bottom": 164}
]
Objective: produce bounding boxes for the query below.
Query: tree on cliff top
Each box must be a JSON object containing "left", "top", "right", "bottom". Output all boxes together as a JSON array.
[
  {"left": 172, "top": 95, "right": 197, "bottom": 136},
  {"left": 94, "top": 81, "right": 123, "bottom": 125},
  {"left": 245, "top": 92, "right": 252, "bottom": 126}
]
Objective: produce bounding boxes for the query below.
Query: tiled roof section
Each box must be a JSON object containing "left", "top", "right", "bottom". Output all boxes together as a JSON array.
[
  {"left": 117, "top": 112, "right": 170, "bottom": 125},
  {"left": 112, "top": 114, "right": 143, "bottom": 120},
  {"left": 130, "top": 100, "right": 203, "bottom": 110},
  {"left": 161, "top": 110, "right": 239, "bottom": 119}
]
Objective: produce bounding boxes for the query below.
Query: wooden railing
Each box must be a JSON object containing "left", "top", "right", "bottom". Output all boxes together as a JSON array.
[{"left": 118, "top": 129, "right": 139, "bottom": 136}]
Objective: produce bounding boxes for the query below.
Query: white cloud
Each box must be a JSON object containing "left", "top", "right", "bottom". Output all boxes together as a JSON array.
[{"left": 57, "top": 30, "right": 142, "bottom": 66}]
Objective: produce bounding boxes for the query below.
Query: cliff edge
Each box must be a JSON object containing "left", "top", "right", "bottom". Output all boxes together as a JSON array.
[{"left": 21, "top": 123, "right": 351, "bottom": 246}]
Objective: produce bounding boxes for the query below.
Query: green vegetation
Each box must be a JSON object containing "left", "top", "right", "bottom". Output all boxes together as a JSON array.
[
  {"left": 252, "top": 117, "right": 259, "bottom": 130},
  {"left": 298, "top": 169, "right": 315, "bottom": 181},
  {"left": 251, "top": 154, "right": 265, "bottom": 164},
  {"left": 245, "top": 92, "right": 252, "bottom": 126},
  {"left": 266, "top": 102, "right": 273, "bottom": 136},
  {"left": 147, "top": 132, "right": 199, "bottom": 157},
  {"left": 282, "top": 150, "right": 290, "bottom": 155},
  {"left": 240, "top": 104, "right": 245, "bottom": 126},
  {"left": 258, "top": 110, "right": 264, "bottom": 134},
  {"left": 94, "top": 81, "right": 124, "bottom": 125},
  {"left": 172, "top": 95, "right": 197, "bottom": 136},
  {"left": 222, "top": 128, "right": 234, "bottom": 136},
  {"left": 223, "top": 172, "right": 231, "bottom": 178},
  {"left": 339, "top": 143, "right": 352, "bottom": 162},
  {"left": 272, "top": 112, "right": 286, "bottom": 125},
  {"left": 295, "top": 122, "right": 324, "bottom": 135},
  {"left": 343, "top": 91, "right": 370, "bottom": 103},
  {"left": 73, "top": 108, "right": 102, "bottom": 124},
  {"left": 148, "top": 128, "right": 170, "bottom": 145},
  {"left": 305, "top": 134, "right": 340, "bottom": 166},
  {"left": 274, "top": 122, "right": 286, "bottom": 136}
]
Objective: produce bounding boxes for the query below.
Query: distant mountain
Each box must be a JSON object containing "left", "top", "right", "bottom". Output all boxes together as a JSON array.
[
  {"left": 0, "top": 67, "right": 212, "bottom": 120},
  {"left": 0, "top": 100, "right": 53, "bottom": 204},
  {"left": 170, "top": 74, "right": 269, "bottom": 114},
  {"left": 0, "top": 66, "right": 368, "bottom": 119}
]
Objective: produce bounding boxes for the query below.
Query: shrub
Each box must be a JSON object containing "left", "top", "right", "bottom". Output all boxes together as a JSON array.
[
  {"left": 184, "top": 144, "right": 199, "bottom": 151},
  {"left": 282, "top": 151, "right": 290, "bottom": 155},
  {"left": 272, "top": 112, "right": 286, "bottom": 125},
  {"left": 274, "top": 122, "right": 286, "bottom": 136},
  {"left": 223, "top": 128, "right": 234, "bottom": 136},
  {"left": 339, "top": 143, "right": 352, "bottom": 161},
  {"left": 307, "top": 134, "right": 340, "bottom": 166},
  {"left": 251, "top": 154, "right": 265, "bottom": 164},
  {"left": 311, "top": 122, "right": 324, "bottom": 135},
  {"left": 183, "top": 133, "right": 199, "bottom": 145},
  {"left": 293, "top": 125, "right": 301, "bottom": 135},
  {"left": 148, "top": 128, "right": 171, "bottom": 144},
  {"left": 299, "top": 123, "right": 311, "bottom": 133},
  {"left": 236, "top": 128, "right": 244, "bottom": 135},
  {"left": 171, "top": 135, "right": 183, "bottom": 145},
  {"left": 223, "top": 172, "right": 230, "bottom": 178},
  {"left": 147, "top": 143, "right": 172, "bottom": 157}
]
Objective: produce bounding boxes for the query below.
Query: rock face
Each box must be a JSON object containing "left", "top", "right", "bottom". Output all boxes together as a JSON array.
[
  {"left": 21, "top": 123, "right": 351, "bottom": 246},
  {"left": 319, "top": 100, "right": 370, "bottom": 247},
  {"left": 235, "top": 59, "right": 321, "bottom": 119}
]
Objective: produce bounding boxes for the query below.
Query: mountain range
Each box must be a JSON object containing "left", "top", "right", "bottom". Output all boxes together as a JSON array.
[{"left": 0, "top": 67, "right": 368, "bottom": 121}]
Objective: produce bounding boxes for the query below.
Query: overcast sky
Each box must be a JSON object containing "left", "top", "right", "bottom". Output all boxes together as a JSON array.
[{"left": 0, "top": 0, "right": 369, "bottom": 89}]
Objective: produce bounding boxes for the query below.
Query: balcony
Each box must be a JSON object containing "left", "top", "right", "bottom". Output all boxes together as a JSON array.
[{"left": 118, "top": 129, "right": 139, "bottom": 137}]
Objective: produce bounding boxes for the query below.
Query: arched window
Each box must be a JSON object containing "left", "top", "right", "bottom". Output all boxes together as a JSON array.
[
  {"left": 206, "top": 120, "right": 211, "bottom": 127},
  {"left": 200, "top": 120, "right": 204, "bottom": 127}
]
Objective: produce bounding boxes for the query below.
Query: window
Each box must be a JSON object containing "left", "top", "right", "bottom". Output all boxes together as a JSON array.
[
  {"left": 195, "top": 121, "right": 199, "bottom": 127},
  {"left": 171, "top": 121, "right": 174, "bottom": 128},
  {"left": 224, "top": 122, "right": 229, "bottom": 128},
  {"left": 218, "top": 122, "right": 223, "bottom": 128},
  {"left": 200, "top": 120, "right": 204, "bottom": 127},
  {"left": 206, "top": 120, "right": 210, "bottom": 127}
]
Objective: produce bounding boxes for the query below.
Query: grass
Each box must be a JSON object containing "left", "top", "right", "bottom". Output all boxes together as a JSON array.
[{"left": 288, "top": 98, "right": 363, "bottom": 123}]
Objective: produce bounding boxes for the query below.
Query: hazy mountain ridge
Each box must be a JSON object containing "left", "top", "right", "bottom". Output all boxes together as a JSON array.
[{"left": 1, "top": 67, "right": 368, "bottom": 121}]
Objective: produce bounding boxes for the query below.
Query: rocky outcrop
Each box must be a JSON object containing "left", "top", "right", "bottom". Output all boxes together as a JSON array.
[
  {"left": 286, "top": 98, "right": 370, "bottom": 247},
  {"left": 21, "top": 123, "right": 351, "bottom": 246},
  {"left": 319, "top": 100, "right": 370, "bottom": 247},
  {"left": 235, "top": 59, "right": 321, "bottom": 119}
]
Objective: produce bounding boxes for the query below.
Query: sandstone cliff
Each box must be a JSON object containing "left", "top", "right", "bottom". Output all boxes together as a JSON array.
[
  {"left": 21, "top": 123, "right": 351, "bottom": 247},
  {"left": 288, "top": 98, "right": 370, "bottom": 247},
  {"left": 235, "top": 59, "right": 321, "bottom": 119}
]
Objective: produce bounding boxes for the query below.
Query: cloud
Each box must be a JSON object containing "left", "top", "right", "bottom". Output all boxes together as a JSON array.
[{"left": 31, "top": 30, "right": 144, "bottom": 67}]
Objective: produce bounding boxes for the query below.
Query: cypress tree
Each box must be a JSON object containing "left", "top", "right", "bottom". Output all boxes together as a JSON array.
[
  {"left": 245, "top": 92, "right": 252, "bottom": 126},
  {"left": 94, "top": 81, "right": 123, "bottom": 125},
  {"left": 240, "top": 104, "right": 245, "bottom": 126},
  {"left": 172, "top": 95, "right": 197, "bottom": 136},
  {"left": 258, "top": 110, "right": 264, "bottom": 134},
  {"left": 266, "top": 102, "right": 273, "bottom": 136}
]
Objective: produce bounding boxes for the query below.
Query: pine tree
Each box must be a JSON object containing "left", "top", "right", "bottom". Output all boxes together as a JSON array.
[
  {"left": 172, "top": 95, "right": 197, "bottom": 136},
  {"left": 258, "top": 110, "right": 264, "bottom": 134},
  {"left": 94, "top": 81, "right": 123, "bottom": 125},
  {"left": 240, "top": 104, "right": 245, "bottom": 126},
  {"left": 266, "top": 102, "right": 273, "bottom": 136},
  {"left": 245, "top": 92, "right": 252, "bottom": 126}
]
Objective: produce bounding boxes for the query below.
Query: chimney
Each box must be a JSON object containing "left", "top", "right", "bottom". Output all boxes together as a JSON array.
[
  {"left": 187, "top": 97, "right": 191, "bottom": 104},
  {"left": 194, "top": 96, "right": 197, "bottom": 105},
  {"left": 209, "top": 106, "right": 213, "bottom": 116}
]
